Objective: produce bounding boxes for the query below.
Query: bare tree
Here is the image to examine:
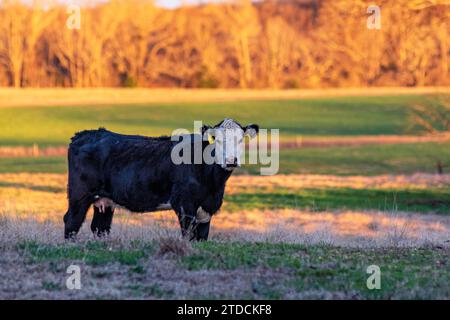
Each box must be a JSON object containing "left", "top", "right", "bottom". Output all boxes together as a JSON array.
[{"left": 0, "top": 0, "right": 448, "bottom": 88}]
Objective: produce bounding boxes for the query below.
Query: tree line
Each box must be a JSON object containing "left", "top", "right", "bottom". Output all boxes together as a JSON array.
[{"left": 0, "top": 0, "right": 448, "bottom": 88}]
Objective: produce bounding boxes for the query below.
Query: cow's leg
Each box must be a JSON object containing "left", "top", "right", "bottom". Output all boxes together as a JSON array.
[
  {"left": 65, "top": 144, "right": 103, "bottom": 239},
  {"left": 90, "top": 206, "right": 114, "bottom": 237},
  {"left": 175, "top": 205, "right": 211, "bottom": 241},
  {"left": 171, "top": 183, "right": 211, "bottom": 241},
  {"left": 194, "top": 220, "right": 210, "bottom": 241},
  {"left": 176, "top": 208, "right": 196, "bottom": 240},
  {"left": 64, "top": 198, "right": 91, "bottom": 239},
  {"left": 193, "top": 207, "right": 211, "bottom": 241}
]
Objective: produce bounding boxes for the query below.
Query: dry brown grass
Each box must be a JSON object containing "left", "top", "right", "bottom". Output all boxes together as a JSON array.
[
  {"left": 1, "top": 172, "right": 449, "bottom": 248},
  {"left": 0, "top": 207, "right": 448, "bottom": 249},
  {"left": 228, "top": 173, "right": 450, "bottom": 193},
  {"left": 156, "top": 237, "right": 193, "bottom": 257}
]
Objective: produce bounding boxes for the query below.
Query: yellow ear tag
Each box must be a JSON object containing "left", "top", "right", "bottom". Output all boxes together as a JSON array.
[{"left": 208, "top": 135, "right": 215, "bottom": 144}]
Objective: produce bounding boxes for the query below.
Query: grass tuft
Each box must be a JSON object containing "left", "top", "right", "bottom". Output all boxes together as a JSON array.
[{"left": 156, "top": 237, "right": 193, "bottom": 257}]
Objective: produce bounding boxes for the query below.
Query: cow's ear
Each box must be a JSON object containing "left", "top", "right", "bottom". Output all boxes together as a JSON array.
[
  {"left": 244, "top": 124, "right": 259, "bottom": 138},
  {"left": 201, "top": 125, "right": 213, "bottom": 142},
  {"left": 201, "top": 125, "right": 212, "bottom": 136}
]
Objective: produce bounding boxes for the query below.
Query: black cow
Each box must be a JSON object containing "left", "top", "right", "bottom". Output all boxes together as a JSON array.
[{"left": 63, "top": 118, "right": 259, "bottom": 241}]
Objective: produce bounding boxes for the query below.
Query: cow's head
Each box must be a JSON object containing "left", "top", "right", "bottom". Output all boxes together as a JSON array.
[{"left": 202, "top": 118, "right": 259, "bottom": 170}]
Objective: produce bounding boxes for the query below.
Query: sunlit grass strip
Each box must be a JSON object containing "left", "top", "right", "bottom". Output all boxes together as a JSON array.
[
  {"left": 1, "top": 88, "right": 449, "bottom": 108},
  {"left": 1, "top": 208, "right": 449, "bottom": 248}
]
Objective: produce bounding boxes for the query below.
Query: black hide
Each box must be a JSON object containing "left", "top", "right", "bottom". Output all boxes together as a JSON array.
[{"left": 63, "top": 128, "right": 232, "bottom": 240}]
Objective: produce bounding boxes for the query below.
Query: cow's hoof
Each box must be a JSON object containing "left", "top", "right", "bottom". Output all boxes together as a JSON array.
[
  {"left": 64, "top": 231, "right": 77, "bottom": 241},
  {"left": 91, "top": 228, "right": 110, "bottom": 238}
]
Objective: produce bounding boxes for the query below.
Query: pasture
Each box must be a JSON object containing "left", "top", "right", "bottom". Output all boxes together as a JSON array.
[{"left": 0, "top": 89, "right": 449, "bottom": 299}]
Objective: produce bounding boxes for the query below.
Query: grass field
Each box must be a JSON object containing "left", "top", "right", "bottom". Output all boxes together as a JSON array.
[
  {"left": 2, "top": 239, "right": 446, "bottom": 299},
  {"left": 0, "top": 89, "right": 449, "bottom": 299},
  {"left": 0, "top": 94, "right": 445, "bottom": 147}
]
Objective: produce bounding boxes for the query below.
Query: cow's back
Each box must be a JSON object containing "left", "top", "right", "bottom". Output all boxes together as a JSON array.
[{"left": 67, "top": 128, "right": 176, "bottom": 210}]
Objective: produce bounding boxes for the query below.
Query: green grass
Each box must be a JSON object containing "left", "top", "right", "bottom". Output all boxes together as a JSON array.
[
  {"left": 0, "top": 95, "right": 438, "bottom": 147},
  {"left": 224, "top": 187, "right": 450, "bottom": 214},
  {"left": 182, "top": 242, "right": 307, "bottom": 270},
  {"left": 1, "top": 95, "right": 448, "bottom": 176},
  {"left": 15, "top": 240, "right": 450, "bottom": 299},
  {"left": 243, "top": 141, "right": 450, "bottom": 175},
  {"left": 1, "top": 141, "right": 448, "bottom": 176},
  {"left": 0, "top": 156, "right": 67, "bottom": 174},
  {"left": 18, "top": 240, "right": 153, "bottom": 266},
  {"left": 183, "top": 242, "right": 450, "bottom": 299}
]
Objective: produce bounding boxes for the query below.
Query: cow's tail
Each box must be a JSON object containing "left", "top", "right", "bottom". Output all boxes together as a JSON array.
[
  {"left": 67, "top": 128, "right": 107, "bottom": 200},
  {"left": 66, "top": 142, "right": 77, "bottom": 200}
]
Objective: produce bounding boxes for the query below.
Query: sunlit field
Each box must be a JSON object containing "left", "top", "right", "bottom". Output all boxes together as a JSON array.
[
  {"left": 1, "top": 89, "right": 449, "bottom": 147},
  {"left": 0, "top": 89, "right": 449, "bottom": 299}
]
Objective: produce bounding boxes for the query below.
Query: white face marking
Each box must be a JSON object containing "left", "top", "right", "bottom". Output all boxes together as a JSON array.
[{"left": 213, "top": 119, "right": 245, "bottom": 169}]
